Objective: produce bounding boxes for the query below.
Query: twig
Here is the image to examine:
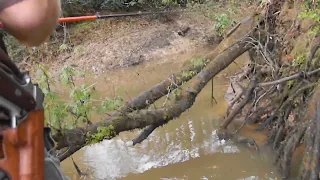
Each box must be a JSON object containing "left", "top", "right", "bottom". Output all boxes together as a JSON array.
[
  {"left": 253, "top": 88, "right": 267, "bottom": 110},
  {"left": 71, "top": 156, "right": 88, "bottom": 177},
  {"left": 162, "top": 86, "right": 171, "bottom": 107},
  {"left": 162, "top": 74, "right": 178, "bottom": 107},
  {"left": 230, "top": 81, "right": 236, "bottom": 93},
  {"left": 226, "top": 16, "right": 252, "bottom": 38},
  {"left": 211, "top": 78, "right": 217, "bottom": 106},
  {"left": 259, "top": 68, "right": 320, "bottom": 87}
]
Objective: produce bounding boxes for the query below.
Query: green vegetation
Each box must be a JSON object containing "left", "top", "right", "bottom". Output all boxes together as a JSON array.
[
  {"left": 292, "top": 54, "right": 307, "bottom": 68},
  {"left": 35, "top": 65, "right": 124, "bottom": 131},
  {"left": 298, "top": 0, "right": 320, "bottom": 35},
  {"left": 213, "top": 13, "right": 236, "bottom": 36},
  {"left": 61, "top": 0, "right": 184, "bottom": 16},
  {"left": 86, "top": 125, "right": 116, "bottom": 144},
  {"left": 2, "top": 0, "right": 253, "bottom": 143},
  {"left": 191, "top": 56, "right": 207, "bottom": 68}
]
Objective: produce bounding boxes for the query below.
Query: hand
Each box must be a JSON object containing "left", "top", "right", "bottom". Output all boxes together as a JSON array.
[{"left": 0, "top": 0, "right": 61, "bottom": 46}]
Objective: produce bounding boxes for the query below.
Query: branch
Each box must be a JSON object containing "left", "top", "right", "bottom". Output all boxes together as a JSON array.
[
  {"left": 226, "top": 16, "right": 252, "bottom": 38},
  {"left": 132, "top": 122, "right": 165, "bottom": 146},
  {"left": 259, "top": 68, "right": 320, "bottom": 87}
]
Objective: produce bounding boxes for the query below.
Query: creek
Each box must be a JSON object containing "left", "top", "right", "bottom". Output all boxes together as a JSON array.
[{"left": 59, "top": 48, "right": 280, "bottom": 180}]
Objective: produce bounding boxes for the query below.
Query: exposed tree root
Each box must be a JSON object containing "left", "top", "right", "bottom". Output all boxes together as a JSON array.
[
  {"left": 280, "top": 125, "right": 307, "bottom": 179},
  {"left": 213, "top": 1, "right": 320, "bottom": 179},
  {"left": 299, "top": 83, "right": 320, "bottom": 180},
  {"left": 273, "top": 124, "right": 284, "bottom": 150},
  {"left": 220, "top": 76, "right": 257, "bottom": 129}
]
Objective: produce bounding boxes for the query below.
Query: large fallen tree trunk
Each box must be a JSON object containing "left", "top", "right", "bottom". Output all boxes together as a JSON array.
[
  {"left": 115, "top": 39, "right": 222, "bottom": 115},
  {"left": 113, "top": 14, "right": 255, "bottom": 115},
  {"left": 54, "top": 39, "right": 252, "bottom": 161},
  {"left": 126, "top": 15, "right": 258, "bottom": 146}
]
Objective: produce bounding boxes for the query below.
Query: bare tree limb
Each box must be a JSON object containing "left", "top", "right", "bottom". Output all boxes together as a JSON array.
[{"left": 259, "top": 68, "right": 320, "bottom": 87}]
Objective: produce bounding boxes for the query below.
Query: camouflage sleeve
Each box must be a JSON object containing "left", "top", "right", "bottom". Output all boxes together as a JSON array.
[{"left": 0, "top": 0, "right": 23, "bottom": 11}]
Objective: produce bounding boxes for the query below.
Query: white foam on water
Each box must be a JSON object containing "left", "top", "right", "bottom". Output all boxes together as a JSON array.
[
  {"left": 83, "top": 125, "right": 240, "bottom": 180},
  {"left": 188, "top": 120, "right": 196, "bottom": 142}
]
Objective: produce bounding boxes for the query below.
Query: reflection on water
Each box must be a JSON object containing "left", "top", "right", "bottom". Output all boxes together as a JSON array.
[
  {"left": 82, "top": 118, "right": 278, "bottom": 180},
  {"left": 60, "top": 50, "right": 280, "bottom": 180},
  {"left": 83, "top": 121, "right": 236, "bottom": 179}
]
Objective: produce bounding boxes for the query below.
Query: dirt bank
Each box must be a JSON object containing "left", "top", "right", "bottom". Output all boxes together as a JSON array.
[{"left": 21, "top": 2, "right": 255, "bottom": 76}]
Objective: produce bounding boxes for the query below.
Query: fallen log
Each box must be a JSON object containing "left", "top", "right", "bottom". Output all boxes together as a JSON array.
[
  {"left": 113, "top": 14, "right": 258, "bottom": 115},
  {"left": 52, "top": 11, "right": 264, "bottom": 161},
  {"left": 128, "top": 15, "right": 259, "bottom": 146},
  {"left": 54, "top": 39, "right": 252, "bottom": 161}
]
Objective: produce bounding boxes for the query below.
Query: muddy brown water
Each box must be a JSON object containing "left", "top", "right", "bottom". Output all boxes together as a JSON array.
[{"left": 58, "top": 49, "right": 281, "bottom": 180}]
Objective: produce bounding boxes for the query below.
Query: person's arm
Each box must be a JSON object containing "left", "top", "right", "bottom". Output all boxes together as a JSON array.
[{"left": 0, "top": 0, "right": 61, "bottom": 47}]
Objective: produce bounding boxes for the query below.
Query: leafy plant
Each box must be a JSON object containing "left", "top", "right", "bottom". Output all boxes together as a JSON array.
[
  {"left": 191, "top": 56, "right": 207, "bottom": 68},
  {"left": 35, "top": 65, "right": 124, "bottom": 133},
  {"left": 96, "top": 96, "right": 124, "bottom": 114},
  {"left": 36, "top": 65, "right": 68, "bottom": 129},
  {"left": 182, "top": 70, "right": 196, "bottom": 79},
  {"left": 213, "top": 13, "right": 236, "bottom": 36}
]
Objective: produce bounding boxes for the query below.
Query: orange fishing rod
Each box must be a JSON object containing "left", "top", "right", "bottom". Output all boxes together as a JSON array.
[
  {"left": 59, "top": 10, "right": 175, "bottom": 22},
  {"left": 0, "top": 10, "right": 180, "bottom": 28}
]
